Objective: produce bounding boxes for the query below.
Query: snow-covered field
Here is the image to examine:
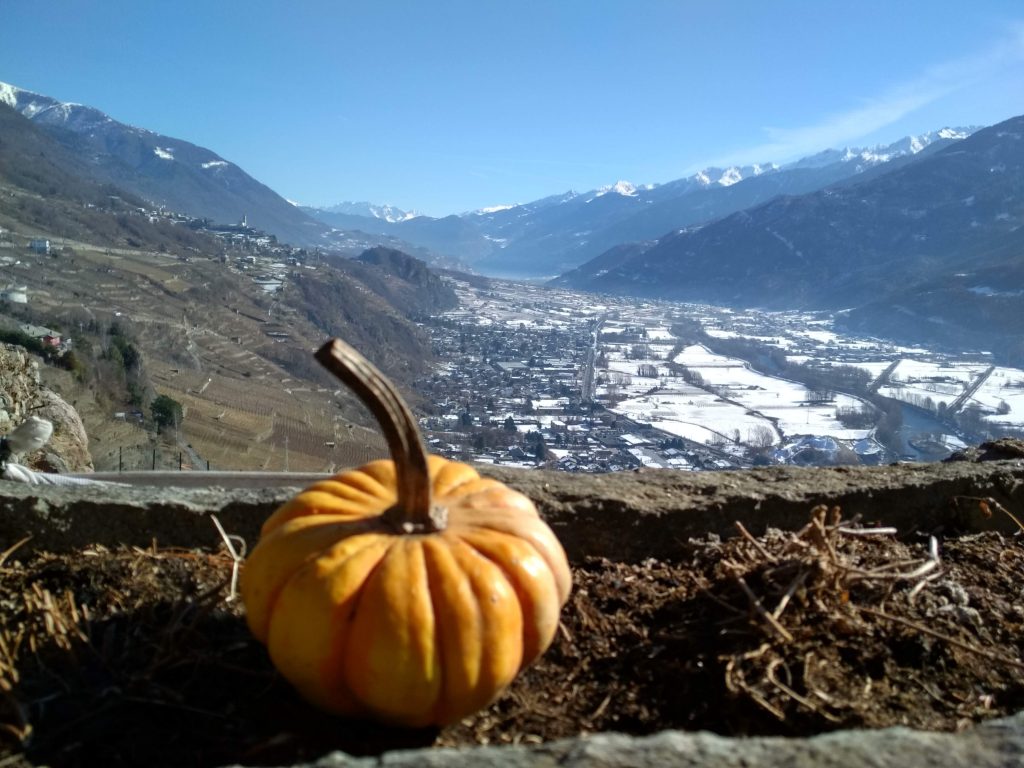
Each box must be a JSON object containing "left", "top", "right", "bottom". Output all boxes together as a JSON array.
[
  {"left": 673, "top": 345, "right": 872, "bottom": 440},
  {"left": 595, "top": 342, "right": 874, "bottom": 446},
  {"left": 613, "top": 388, "right": 778, "bottom": 445},
  {"left": 965, "top": 366, "right": 1024, "bottom": 428},
  {"left": 877, "top": 359, "right": 989, "bottom": 408}
]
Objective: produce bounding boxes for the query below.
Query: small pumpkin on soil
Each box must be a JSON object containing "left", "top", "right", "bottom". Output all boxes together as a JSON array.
[{"left": 241, "top": 339, "right": 572, "bottom": 728}]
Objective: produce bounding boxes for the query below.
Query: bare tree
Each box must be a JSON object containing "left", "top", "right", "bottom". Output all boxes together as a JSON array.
[{"left": 747, "top": 424, "right": 776, "bottom": 449}]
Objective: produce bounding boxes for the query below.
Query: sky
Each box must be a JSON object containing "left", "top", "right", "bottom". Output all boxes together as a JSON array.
[{"left": 2, "top": 1, "right": 1023, "bottom": 217}]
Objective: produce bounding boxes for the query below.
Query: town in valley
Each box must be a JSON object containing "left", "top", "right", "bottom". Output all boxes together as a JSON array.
[{"left": 414, "top": 276, "right": 1024, "bottom": 473}]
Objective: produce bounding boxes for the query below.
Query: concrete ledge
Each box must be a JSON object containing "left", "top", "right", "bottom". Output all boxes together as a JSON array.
[{"left": 5, "top": 456, "right": 1022, "bottom": 559}]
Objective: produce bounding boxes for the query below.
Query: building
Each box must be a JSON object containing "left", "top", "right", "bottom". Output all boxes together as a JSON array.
[{"left": 28, "top": 239, "right": 50, "bottom": 255}]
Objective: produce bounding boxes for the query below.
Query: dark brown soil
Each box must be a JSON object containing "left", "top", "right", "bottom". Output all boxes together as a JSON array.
[{"left": 1, "top": 508, "right": 1022, "bottom": 767}]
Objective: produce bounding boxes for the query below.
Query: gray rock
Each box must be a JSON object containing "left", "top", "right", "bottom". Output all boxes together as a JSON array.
[
  {"left": 219, "top": 712, "right": 1024, "bottom": 768},
  {"left": 0, "top": 343, "right": 93, "bottom": 472}
]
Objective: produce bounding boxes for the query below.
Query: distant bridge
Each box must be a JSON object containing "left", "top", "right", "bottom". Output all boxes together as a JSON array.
[{"left": 949, "top": 365, "right": 996, "bottom": 414}]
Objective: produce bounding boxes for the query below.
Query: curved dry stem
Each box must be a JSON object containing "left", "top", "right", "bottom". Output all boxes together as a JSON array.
[{"left": 315, "top": 338, "right": 437, "bottom": 530}]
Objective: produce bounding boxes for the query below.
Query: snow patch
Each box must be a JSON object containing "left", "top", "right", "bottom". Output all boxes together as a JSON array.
[
  {"left": 718, "top": 167, "right": 743, "bottom": 186},
  {"left": 595, "top": 181, "right": 639, "bottom": 198},
  {"left": 201, "top": 160, "right": 229, "bottom": 169},
  {"left": 153, "top": 147, "right": 174, "bottom": 160},
  {"left": 0, "top": 82, "right": 20, "bottom": 108}
]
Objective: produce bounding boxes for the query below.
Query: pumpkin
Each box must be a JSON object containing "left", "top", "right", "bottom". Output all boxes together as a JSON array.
[{"left": 240, "top": 338, "right": 572, "bottom": 728}]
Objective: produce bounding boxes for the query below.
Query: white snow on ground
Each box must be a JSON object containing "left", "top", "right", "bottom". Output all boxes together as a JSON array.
[
  {"left": 644, "top": 326, "right": 676, "bottom": 341},
  {"left": 673, "top": 344, "right": 872, "bottom": 439},
  {"left": 964, "top": 366, "right": 1024, "bottom": 428},
  {"left": 793, "top": 329, "right": 840, "bottom": 344},
  {"left": 877, "top": 359, "right": 989, "bottom": 408},
  {"left": 153, "top": 147, "right": 174, "bottom": 160},
  {"left": 613, "top": 390, "right": 776, "bottom": 445},
  {"left": 201, "top": 160, "right": 229, "bottom": 169},
  {"left": 706, "top": 329, "right": 796, "bottom": 348}
]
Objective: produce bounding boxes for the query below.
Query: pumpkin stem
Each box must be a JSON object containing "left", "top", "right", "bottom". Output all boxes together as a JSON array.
[{"left": 315, "top": 338, "right": 441, "bottom": 531}]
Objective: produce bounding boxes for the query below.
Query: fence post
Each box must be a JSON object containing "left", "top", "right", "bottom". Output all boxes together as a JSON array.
[{"left": 152, "top": 446, "right": 156, "bottom": 470}]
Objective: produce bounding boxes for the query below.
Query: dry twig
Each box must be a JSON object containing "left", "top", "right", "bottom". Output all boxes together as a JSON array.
[
  {"left": 858, "top": 606, "right": 1024, "bottom": 671},
  {"left": 210, "top": 515, "right": 246, "bottom": 602}
]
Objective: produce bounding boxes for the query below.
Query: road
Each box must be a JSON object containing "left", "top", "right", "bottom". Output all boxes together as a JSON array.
[{"left": 580, "top": 315, "right": 604, "bottom": 403}]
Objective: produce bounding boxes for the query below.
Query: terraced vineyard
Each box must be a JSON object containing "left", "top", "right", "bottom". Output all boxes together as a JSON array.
[{"left": 12, "top": 241, "right": 396, "bottom": 472}]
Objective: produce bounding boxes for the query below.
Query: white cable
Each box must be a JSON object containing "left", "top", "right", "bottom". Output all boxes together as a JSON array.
[
  {"left": 2, "top": 462, "right": 112, "bottom": 486},
  {"left": 0, "top": 416, "right": 111, "bottom": 486}
]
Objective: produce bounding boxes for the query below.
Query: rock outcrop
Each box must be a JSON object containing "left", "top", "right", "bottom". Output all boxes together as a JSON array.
[{"left": 0, "top": 343, "right": 93, "bottom": 472}]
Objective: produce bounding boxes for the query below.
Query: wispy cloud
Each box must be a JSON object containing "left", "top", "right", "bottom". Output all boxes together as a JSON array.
[{"left": 711, "top": 24, "right": 1024, "bottom": 167}]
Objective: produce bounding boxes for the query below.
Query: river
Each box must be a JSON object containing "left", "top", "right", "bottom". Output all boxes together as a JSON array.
[{"left": 896, "top": 403, "right": 962, "bottom": 461}]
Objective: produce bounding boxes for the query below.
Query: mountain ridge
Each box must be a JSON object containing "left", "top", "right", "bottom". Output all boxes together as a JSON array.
[
  {"left": 305, "top": 128, "right": 975, "bottom": 277},
  {"left": 557, "top": 114, "right": 1024, "bottom": 363}
]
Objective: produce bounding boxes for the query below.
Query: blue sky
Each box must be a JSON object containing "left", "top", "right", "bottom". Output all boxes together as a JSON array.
[{"left": 2, "top": 1, "right": 1023, "bottom": 216}]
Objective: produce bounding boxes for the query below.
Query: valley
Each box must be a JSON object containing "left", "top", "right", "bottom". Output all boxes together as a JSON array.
[
  {"left": 1, "top": 80, "right": 1022, "bottom": 477},
  {"left": 416, "top": 278, "right": 1024, "bottom": 472},
  {"left": 3, "top": 212, "right": 1020, "bottom": 477}
]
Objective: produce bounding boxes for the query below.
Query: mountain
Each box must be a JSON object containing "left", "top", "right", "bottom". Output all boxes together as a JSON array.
[
  {"left": 310, "top": 201, "right": 418, "bottom": 223},
  {"left": 0, "top": 102, "right": 224, "bottom": 255},
  {"left": 0, "top": 81, "right": 327, "bottom": 246},
  {"left": 558, "top": 115, "right": 1024, "bottom": 362},
  {"left": 342, "top": 246, "right": 459, "bottom": 318},
  {"left": 0, "top": 99, "right": 453, "bottom": 390},
  {"left": 306, "top": 130, "right": 973, "bottom": 277}
]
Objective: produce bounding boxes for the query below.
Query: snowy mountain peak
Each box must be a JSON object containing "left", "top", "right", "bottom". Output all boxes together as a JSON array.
[
  {"left": 0, "top": 79, "right": 132, "bottom": 137},
  {"left": 692, "top": 164, "right": 775, "bottom": 188},
  {"left": 0, "top": 81, "right": 22, "bottom": 108},
  {"left": 718, "top": 167, "right": 743, "bottom": 187},
  {"left": 473, "top": 203, "right": 517, "bottom": 215},
  {"left": 319, "top": 201, "right": 418, "bottom": 222},
  {"left": 596, "top": 180, "right": 641, "bottom": 198},
  {"left": 788, "top": 128, "right": 978, "bottom": 171}
]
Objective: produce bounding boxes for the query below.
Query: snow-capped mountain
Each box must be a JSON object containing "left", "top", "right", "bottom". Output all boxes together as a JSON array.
[
  {"left": 557, "top": 115, "right": 1024, "bottom": 340},
  {"left": 310, "top": 126, "right": 974, "bottom": 278},
  {"left": 318, "top": 201, "right": 419, "bottom": 223},
  {"left": 785, "top": 129, "right": 976, "bottom": 171},
  {"left": 0, "top": 80, "right": 323, "bottom": 244}
]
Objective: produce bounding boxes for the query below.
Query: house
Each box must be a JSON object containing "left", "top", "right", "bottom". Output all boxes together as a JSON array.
[
  {"left": 42, "top": 334, "right": 62, "bottom": 348},
  {"left": 28, "top": 239, "right": 50, "bottom": 255}
]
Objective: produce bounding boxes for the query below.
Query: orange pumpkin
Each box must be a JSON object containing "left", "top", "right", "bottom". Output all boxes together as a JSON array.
[{"left": 241, "top": 339, "right": 572, "bottom": 728}]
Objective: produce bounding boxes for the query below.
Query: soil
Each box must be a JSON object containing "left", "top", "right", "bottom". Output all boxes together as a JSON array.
[{"left": 1, "top": 507, "right": 1022, "bottom": 767}]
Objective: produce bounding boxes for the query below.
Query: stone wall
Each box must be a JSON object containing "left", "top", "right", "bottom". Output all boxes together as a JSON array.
[{"left": 1, "top": 440, "right": 1021, "bottom": 559}]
